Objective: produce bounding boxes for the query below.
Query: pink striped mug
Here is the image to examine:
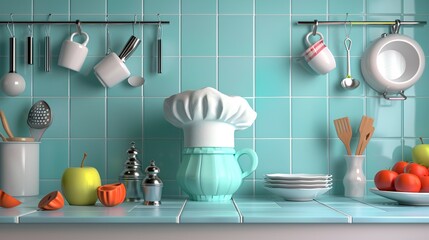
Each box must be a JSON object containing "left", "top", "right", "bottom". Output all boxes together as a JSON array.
[{"left": 302, "top": 32, "right": 336, "bottom": 74}]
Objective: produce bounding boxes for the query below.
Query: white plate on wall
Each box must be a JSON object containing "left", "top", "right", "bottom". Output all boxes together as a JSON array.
[
  {"left": 265, "top": 186, "right": 332, "bottom": 201},
  {"left": 265, "top": 174, "right": 333, "bottom": 181},
  {"left": 370, "top": 188, "right": 429, "bottom": 206}
]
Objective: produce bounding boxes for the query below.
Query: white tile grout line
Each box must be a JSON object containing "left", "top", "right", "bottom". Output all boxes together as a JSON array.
[
  {"left": 314, "top": 199, "right": 352, "bottom": 223},
  {"left": 178, "top": 0, "right": 182, "bottom": 93},
  {"left": 252, "top": 0, "right": 256, "bottom": 193},
  {"left": 215, "top": 0, "right": 219, "bottom": 90},
  {"left": 103, "top": 0, "right": 108, "bottom": 181},
  {"left": 177, "top": 198, "right": 188, "bottom": 223},
  {"left": 67, "top": 0, "right": 72, "bottom": 169},
  {"left": 325, "top": 4, "right": 331, "bottom": 175},
  {"left": 15, "top": 210, "right": 39, "bottom": 223},
  {"left": 288, "top": 0, "right": 293, "bottom": 173},
  {"left": 141, "top": 0, "right": 145, "bottom": 158}
]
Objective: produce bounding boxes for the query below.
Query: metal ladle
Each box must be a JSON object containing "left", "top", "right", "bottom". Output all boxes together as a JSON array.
[{"left": 341, "top": 37, "right": 360, "bottom": 89}]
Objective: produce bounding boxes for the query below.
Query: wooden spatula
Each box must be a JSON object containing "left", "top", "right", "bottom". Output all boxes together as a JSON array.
[
  {"left": 355, "top": 116, "right": 374, "bottom": 155},
  {"left": 357, "top": 126, "right": 375, "bottom": 155},
  {"left": 334, "top": 117, "right": 352, "bottom": 155}
]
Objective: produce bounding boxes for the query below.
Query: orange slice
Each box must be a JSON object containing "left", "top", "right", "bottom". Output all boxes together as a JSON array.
[
  {"left": 38, "top": 191, "right": 64, "bottom": 210},
  {"left": 0, "top": 190, "right": 21, "bottom": 208}
]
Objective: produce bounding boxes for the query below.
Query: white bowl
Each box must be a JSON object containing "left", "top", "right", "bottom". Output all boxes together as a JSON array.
[
  {"left": 361, "top": 34, "right": 425, "bottom": 94},
  {"left": 265, "top": 186, "right": 332, "bottom": 201}
]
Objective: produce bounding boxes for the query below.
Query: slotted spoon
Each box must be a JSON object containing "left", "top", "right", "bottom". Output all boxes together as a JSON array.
[
  {"left": 27, "top": 100, "right": 52, "bottom": 142},
  {"left": 355, "top": 116, "right": 374, "bottom": 155},
  {"left": 334, "top": 117, "right": 352, "bottom": 155}
]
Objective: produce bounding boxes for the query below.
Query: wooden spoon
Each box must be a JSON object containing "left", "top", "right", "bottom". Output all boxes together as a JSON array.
[
  {"left": 334, "top": 117, "right": 353, "bottom": 155},
  {"left": 0, "top": 110, "right": 14, "bottom": 138}
]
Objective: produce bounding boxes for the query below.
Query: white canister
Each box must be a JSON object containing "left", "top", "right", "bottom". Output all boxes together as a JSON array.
[{"left": 0, "top": 142, "right": 40, "bottom": 196}]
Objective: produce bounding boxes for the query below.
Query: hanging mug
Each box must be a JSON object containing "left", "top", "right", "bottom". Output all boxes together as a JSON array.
[
  {"left": 58, "top": 31, "right": 89, "bottom": 72},
  {"left": 94, "top": 35, "right": 141, "bottom": 88},
  {"left": 302, "top": 32, "right": 336, "bottom": 74}
]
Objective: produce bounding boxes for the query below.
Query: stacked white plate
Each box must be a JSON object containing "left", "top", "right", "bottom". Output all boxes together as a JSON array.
[{"left": 264, "top": 174, "right": 333, "bottom": 201}]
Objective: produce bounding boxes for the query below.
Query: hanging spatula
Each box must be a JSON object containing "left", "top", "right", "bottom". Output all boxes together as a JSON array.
[{"left": 27, "top": 100, "right": 52, "bottom": 142}]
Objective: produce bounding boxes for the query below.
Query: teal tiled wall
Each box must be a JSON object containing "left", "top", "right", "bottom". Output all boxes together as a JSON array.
[{"left": 0, "top": 0, "right": 428, "bottom": 197}]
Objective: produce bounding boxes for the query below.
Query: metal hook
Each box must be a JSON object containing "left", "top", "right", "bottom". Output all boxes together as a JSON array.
[
  {"left": 383, "top": 90, "right": 407, "bottom": 100},
  {"left": 133, "top": 15, "right": 137, "bottom": 36},
  {"left": 391, "top": 19, "right": 401, "bottom": 34},
  {"left": 76, "top": 19, "right": 82, "bottom": 35},
  {"left": 312, "top": 19, "right": 318, "bottom": 36},
  {"left": 45, "top": 13, "right": 52, "bottom": 37},
  {"left": 157, "top": 13, "right": 163, "bottom": 39},
  {"left": 7, "top": 13, "right": 15, "bottom": 37},
  {"left": 105, "top": 15, "right": 111, "bottom": 55},
  {"left": 27, "top": 24, "right": 33, "bottom": 36},
  {"left": 344, "top": 13, "right": 352, "bottom": 38}
]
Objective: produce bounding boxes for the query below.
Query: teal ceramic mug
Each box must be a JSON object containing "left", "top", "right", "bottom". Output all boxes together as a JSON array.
[{"left": 177, "top": 147, "right": 258, "bottom": 201}]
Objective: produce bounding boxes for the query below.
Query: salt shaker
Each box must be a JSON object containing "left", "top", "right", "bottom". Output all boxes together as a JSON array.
[
  {"left": 142, "top": 160, "right": 163, "bottom": 206},
  {"left": 119, "top": 142, "right": 144, "bottom": 202}
]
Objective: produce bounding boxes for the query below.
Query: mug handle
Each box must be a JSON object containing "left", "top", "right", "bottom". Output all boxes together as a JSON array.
[
  {"left": 70, "top": 31, "right": 90, "bottom": 47},
  {"left": 235, "top": 148, "right": 258, "bottom": 179},
  {"left": 305, "top": 31, "right": 323, "bottom": 47}
]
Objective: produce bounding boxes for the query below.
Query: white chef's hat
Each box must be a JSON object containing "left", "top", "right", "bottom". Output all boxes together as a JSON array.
[{"left": 164, "top": 87, "right": 257, "bottom": 147}]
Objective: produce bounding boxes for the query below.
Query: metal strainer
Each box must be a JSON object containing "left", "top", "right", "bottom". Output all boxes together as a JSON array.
[{"left": 27, "top": 100, "right": 52, "bottom": 142}]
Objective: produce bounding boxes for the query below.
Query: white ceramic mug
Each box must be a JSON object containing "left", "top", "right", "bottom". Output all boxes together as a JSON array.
[
  {"left": 58, "top": 31, "right": 89, "bottom": 72},
  {"left": 302, "top": 32, "right": 336, "bottom": 74},
  {"left": 0, "top": 142, "right": 39, "bottom": 196},
  {"left": 93, "top": 52, "right": 131, "bottom": 88}
]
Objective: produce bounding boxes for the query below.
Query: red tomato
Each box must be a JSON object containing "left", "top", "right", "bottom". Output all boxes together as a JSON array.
[
  {"left": 391, "top": 161, "right": 409, "bottom": 174},
  {"left": 420, "top": 176, "right": 429, "bottom": 192},
  {"left": 405, "top": 163, "right": 429, "bottom": 177},
  {"left": 394, "top": 173, "right": 421, "bottom": 192},
  {"left": 374, "top": 170, "right": 398, "bottom": 191}
]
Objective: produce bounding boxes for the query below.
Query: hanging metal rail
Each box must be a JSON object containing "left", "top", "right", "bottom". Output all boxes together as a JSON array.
[
  {"left": 297, "top": 20, "right": 426, "bottom": 26},
  {"left": 0, "top": 20, "right": 170, "bottom": 25},
  {"left": 298, "top": 19, "right": 426, "bottom": 36}
]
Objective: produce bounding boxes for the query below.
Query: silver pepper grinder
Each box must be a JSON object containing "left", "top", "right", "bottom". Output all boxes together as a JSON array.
[
  {"left": 142, "top": 160, "right": 163, "bottom": 206},
  {"left": 119, "top": 142, "right": 144, "bottom": 202}
]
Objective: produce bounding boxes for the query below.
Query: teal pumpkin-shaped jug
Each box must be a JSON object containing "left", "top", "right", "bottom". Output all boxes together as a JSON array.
[
  {"left": 163, "top": 87, "right": 258, "bottom": 201},
  {"left": 177, "top": 147, "right": 258, "bottom": 201}
]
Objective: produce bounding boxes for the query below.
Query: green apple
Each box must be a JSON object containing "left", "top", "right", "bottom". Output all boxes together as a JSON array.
[
  {"left": 61, "top": 153, "right": 101, "bottom": 205},
  {"left": 412, "top": 137, "right": 429, "bottom": 167}
]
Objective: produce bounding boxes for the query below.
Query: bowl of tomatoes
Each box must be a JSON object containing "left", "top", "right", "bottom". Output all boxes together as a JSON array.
[{"left": 372, "top": 161, "right": 429, "bottom": 205}]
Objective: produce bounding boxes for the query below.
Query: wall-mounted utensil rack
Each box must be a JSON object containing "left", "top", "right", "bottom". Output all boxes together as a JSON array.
[
  {"left": 0, "top": 20, "right": 170, "bottom": 25},
  {"left": 298, "top": 19, "right": 426, "bottom": 35},
  {"left": 297, "top": 20, "right": 426, "bottom": 26}
]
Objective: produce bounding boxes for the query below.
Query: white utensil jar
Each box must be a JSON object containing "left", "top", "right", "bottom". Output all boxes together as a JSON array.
[
  {"left": 343, "top": 155, "right": 366, "bottom": 198},
  {"left": 0, "top": 142, "right": 39, "bottom": 196}
]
